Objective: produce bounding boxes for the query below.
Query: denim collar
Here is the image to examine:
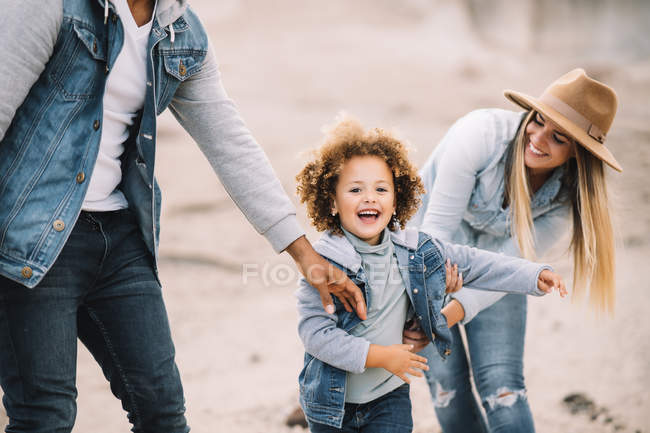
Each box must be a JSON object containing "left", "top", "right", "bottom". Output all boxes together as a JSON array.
[{"left": 531, "top": 165, "right": 565, "bottom": 208}]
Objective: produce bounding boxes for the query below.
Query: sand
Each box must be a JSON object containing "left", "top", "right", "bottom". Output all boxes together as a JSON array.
[{"left": 2, "top": 1, "right": 649, "bottom": 432}]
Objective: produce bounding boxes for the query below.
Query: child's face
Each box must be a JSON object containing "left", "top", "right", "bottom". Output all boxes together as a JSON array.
[{"left": 332, "top": 155, "right": 396, "bottom": 245}]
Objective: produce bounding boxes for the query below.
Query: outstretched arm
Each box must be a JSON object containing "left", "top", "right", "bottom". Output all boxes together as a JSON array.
[{"left": 169, "top": 43, "right": 366, "bottom": 318}]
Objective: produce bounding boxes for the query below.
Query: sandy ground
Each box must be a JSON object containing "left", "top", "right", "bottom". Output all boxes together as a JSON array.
[{"left": 3, "top": 1, "right": 650, "bottom": 432}]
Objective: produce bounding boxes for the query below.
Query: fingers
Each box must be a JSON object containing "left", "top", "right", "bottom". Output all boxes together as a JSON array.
[
  {"left": 558, "top": 278, "right": 568, "bottom": 297},
  {"left": 318, "top": 290, "right": 336, "bottom": 315},
  {"left": 397, "top": 373, "right": 411, "bottom": 384},
  {"left": 445, "top": 259, "right": 462, "bottom": 293},
  {"left": 345, "top": 279, "right": 367, "bottom": 320},
  {"left": 537, "top": 278, "right": 552, "bottom": 293}
]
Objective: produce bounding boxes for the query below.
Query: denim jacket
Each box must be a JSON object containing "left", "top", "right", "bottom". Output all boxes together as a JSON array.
[
  {"left": 296, "top": 228, "right": 550, "bottom": 428},
  {"left": 411, "top": 108, "right": 571, "bottom": 323},
  {"left": 0, "top": 0, "right": 303, "bottom": 288}
]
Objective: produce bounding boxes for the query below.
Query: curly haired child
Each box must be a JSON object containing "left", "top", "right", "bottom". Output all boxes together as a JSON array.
[{"left": 294, "top": 115, "right": 566, "bottom": 432}]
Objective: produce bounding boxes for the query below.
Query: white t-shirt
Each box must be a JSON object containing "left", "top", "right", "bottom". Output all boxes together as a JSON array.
[{"left": 82, "top": 0, "right": 155, "bottom": 211}]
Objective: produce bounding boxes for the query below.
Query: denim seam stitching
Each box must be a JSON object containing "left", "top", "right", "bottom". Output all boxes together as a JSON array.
[{"left": 84, "top": 306, "right": 143, "bottom": 427}]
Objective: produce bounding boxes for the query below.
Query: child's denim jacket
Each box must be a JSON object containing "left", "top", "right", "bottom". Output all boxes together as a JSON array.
[{"left": 296, "top": 228, "right": 550, "bottom": 428}]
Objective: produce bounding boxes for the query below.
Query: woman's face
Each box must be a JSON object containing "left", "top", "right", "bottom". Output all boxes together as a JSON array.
[
  {"left": 332, "top": 155, "right": 396, "bottom": 246},
  {"left": 524, "top": 111, "right": 575, "bottom": 175}
]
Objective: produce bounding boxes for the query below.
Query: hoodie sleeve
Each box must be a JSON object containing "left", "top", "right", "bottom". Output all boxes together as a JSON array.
[
  {"left": 450, "top": 204, "right": 569, "bottom": 323},
  {"left": 168, "top": 41, "right": 304, "bottom": 253},
  {"left": 432, "top": 238, "right": 551, "bottom": 297},
  {"left": 295, "top": 278, "right": 370, "bottom": 374},
  {"left": 0, "top": 0, "right": 62, "bottom": 141}
]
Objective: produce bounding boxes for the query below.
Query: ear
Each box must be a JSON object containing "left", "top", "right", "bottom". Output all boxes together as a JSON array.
[{"left": 331, "top": 201, "right": 338, "bottom": 216}]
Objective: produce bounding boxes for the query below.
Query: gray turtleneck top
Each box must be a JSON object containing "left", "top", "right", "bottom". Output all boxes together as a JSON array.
[{"left": 342, "top": 227, "right": 410, "bottom": 404}]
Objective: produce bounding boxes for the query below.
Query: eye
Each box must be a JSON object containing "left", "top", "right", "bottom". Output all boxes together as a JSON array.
[
  {"left": 376, "top": 187, "right": 388, "bottom": 193},
  {"left": 553, "top": 134, "right": 568, "bottom": 145},
  {"left": 349, "top": 187, "right": 361, "bottom": 193},
  {"left": 532, "top": 112, "right": 544, "bottom": 126}
]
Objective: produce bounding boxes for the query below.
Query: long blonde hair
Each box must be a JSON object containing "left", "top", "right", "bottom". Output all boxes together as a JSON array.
[{"left": 505, "top": 111, "right": 616, "bottom": 313}]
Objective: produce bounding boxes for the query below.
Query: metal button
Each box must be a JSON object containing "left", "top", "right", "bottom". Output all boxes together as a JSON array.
[
  {"left": 93, "top": 120, "right": 100, "bottom": 130},
  {"left": 76, "top": 172, "right": 85, "bottom": 183},
  {"left": 21, "top": 266, "right": 33, "bottom": 279},
  {"left": 93, "top": 40, "right": 98, "bottom": 53},
  {"left": 53, "top": 220, "right": 65, "bottom": 232},
  {"left": 444, "top": 349, "right": 452, "bottom": 356},
  {"left": 410, "top": 255, "right": 414, "bottom": 260},
  {"left": 111, "top": 13, "right": 117, "bottom": 23},
  {"left": 413, "top": 288, "right": 419, "bottom": 294},
  {"left": 105, "top": 65, "right": 110, "bottom": 74},
  {"left": 179, "top": 60, "right": 186, "bottom": 76},
  {"left": 423, "top": 265, "right": 427, "bottom": 272}
]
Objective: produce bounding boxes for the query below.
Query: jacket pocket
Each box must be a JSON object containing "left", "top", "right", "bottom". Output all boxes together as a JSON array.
[
  {"left": 48, "top": 20, "right": 106, "bottom": 100},
  {"left": 155, "top": 49, "right": 207, "bottom": 113}
]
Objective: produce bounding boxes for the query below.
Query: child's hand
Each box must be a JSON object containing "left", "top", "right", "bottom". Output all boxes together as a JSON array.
[
  {"left": 537, "top": 269, "right": 568, "bottom": 297},
  {"left": 445, "top": 258, "right": 463, "bottom": 293},
  {"left": 366, "top": 344, "right": 429, "bottom": 384}
]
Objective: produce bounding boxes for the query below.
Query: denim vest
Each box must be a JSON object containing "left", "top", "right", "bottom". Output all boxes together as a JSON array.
[
  {"left": 299, "top": 231, "right": 452, "bottom": 428},
  {"left": 0, "top": 0, "right": 208, "bottom": 288}
]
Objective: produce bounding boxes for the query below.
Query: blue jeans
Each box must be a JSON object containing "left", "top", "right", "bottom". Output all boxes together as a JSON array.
[
  {"left": 0, "top": 209, "right": 189, "bottom": 432},
  {"left": 422, "top": 294, "right": 534, "bottom": 433},
  {"left": 308, "top": 384, "right": 412, "bottom": 432}
]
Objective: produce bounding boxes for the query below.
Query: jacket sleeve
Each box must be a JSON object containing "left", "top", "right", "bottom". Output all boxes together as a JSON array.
[
  {"left": 450, "top": 204, "right": 570, "bottom": 323},
  {"left": 419, "top": 110, "right": 498, "bottom": 240},
  {"left": 432, "top": 238, "right": 551, "bottom": 298},
  {"left": 168, "top": 41, "right": 304, "bottom": 253},
  {"left": 0, "top": 0, "right": 61, "bottom": 141},
  {"left": 295, "top": 278, "right": 370, "bottom": 374}
]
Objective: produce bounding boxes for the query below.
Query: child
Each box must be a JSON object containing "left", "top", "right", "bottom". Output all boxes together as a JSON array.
[{"left": 294, "top": 116, "right": 566, "bottom": 432}]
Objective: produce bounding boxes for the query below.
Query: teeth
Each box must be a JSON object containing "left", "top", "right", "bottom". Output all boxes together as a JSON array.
[
  {"left": 359, "top": 211, "right": 378, "bottom": 216},
  {"left": 529, "top": 142, "right": 546, "bottom": 156}
]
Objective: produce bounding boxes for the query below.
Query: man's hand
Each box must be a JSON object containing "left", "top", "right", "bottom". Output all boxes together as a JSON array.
[
  {"left": 286, "top": 236, "right": 367, "bottom": 320},
  {"left": 402, "top": 319, "right": 430, "bottom": 352}
]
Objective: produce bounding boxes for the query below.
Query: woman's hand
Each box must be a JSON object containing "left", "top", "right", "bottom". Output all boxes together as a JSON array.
[
  {"left": 402, "top": 319, "right": 430, "bottom": 352},
  {"left": 366, "top": 344, "right": 429, "bottom": 384},
  {"left": 537, "top": 269, "right": 567, "bottom": 297},
  {"left": 445, "top": 258, "right": 463, "bottom": 293}
]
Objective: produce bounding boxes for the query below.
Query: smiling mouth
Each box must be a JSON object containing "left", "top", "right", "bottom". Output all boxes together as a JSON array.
[
  {"left": 357, "top": 210, "right": 380, "bottom": 224},
  {"left": 528, "top": 141, "right": 548, "bottom": 157}
]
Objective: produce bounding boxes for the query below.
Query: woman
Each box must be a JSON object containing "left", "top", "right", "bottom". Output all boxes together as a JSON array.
[{"left": 408, "top": 69, "right": 620, "bottom": 432}]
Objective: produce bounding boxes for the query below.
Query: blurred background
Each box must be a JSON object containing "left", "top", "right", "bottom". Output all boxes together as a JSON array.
[{"left": 4, "top": 0, "right": 649, "bottom": 431}]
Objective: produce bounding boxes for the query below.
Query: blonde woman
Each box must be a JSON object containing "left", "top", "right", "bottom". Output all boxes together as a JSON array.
[{"left": 407, "top": 69, "right": 620, "bottom": 432}]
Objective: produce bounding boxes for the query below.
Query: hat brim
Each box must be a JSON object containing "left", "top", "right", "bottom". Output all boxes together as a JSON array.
[{"left": 504, "top": 89, "right": 622, "bottom": 172}]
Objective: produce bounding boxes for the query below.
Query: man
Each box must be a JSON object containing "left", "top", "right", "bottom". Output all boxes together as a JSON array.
[{"left": 0, "top": 0, "right": 365, "bottom": 430}]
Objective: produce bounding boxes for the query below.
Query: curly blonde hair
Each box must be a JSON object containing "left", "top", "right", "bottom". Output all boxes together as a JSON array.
[{"left": 296, "top": 115, "right": 425, "bottom": 235}]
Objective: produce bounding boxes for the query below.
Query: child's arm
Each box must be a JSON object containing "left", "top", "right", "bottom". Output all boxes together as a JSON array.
[
  {"left": 297, "top": 278, "right": 429, "bottom": 378},
  {"left": 432, "top": 238, "right": 565, "bottom": 297},
  {"left": 296, "top": 278, "right": 369, "bottom": 373}
]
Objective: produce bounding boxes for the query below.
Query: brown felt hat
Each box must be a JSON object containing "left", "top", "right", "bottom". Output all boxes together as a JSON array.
[{"left": 504, "top": 68, "right": 621, "bottom": 172}]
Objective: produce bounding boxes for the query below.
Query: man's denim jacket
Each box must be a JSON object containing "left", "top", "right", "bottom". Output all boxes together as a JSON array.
[
  {"left": 0, "top": 0, "right": 303, "bottom": 287},
  {"left": 296, "top": 228, "right": 550, "bottom": 428},
  {"left": 411, "top": 108, "right": 571, "bottom": 323}
]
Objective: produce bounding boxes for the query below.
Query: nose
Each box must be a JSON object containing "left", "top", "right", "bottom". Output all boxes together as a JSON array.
[{"left": 363, "top": 190, "right": 377, "bottom": 203}]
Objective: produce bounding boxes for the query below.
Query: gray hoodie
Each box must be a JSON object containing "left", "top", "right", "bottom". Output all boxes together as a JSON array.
[{"left": 0, "top": 0, "right": 303, "bottom": 253}]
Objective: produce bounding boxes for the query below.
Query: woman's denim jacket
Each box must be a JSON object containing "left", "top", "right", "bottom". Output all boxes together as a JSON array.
[
  {"left": 0, "top": 0, "right": 303, "bottom": 288},
  {"left": 411, "top": 108, "right": 571, "bottom": 323},
  {"left": 296, "top": 228, "right": 550, "bottom": 428}
]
